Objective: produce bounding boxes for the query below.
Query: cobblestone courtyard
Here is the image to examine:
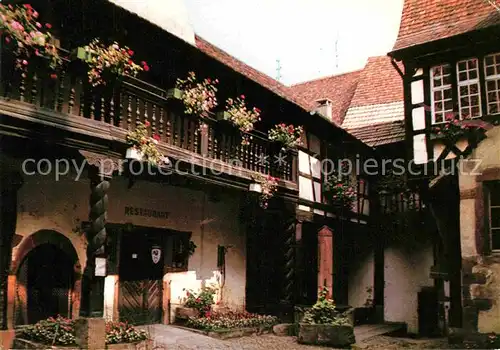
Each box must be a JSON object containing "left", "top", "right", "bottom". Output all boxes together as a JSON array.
[{"left": 142, "top": 325, "right": 451, "bottom": 350}]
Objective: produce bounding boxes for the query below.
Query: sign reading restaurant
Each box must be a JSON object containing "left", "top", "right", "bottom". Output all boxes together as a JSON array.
[{"left": 124, "top": 206, "right": 169, "bottom": 219}]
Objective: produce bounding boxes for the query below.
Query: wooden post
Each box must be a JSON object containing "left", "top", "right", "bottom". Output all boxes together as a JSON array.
[
  {"left": 0, "top": 173, "right": 22, "bottom": 330},
  {"left": 318, "top": 226, "right": 333, "bottom": 298}
]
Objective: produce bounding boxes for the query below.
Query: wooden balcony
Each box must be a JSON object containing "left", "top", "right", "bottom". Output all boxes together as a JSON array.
[{"left": 0, "top": 49, "right": 298, "bottom": 188}]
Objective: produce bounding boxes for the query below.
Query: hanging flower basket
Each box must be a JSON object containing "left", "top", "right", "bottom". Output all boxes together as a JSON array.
[
  {"left": 125, "top": 121, "right": 166, "bottom": 166},
  {"left": 0, "top": 4, "right": 62, "bottom": 74},
  {"left": 268, "top": 123, "right": 304, "bottom": 149},
  {"left": 251, "top": 174, "right": 278, "bottom": 209},
  {"left": 174, "top": 72, "right": 218, "bottom": 117},
  {"left": 221, "top": 95, "right": 261, "bottom": 145},
  {"left": 76, "top": 39, "right": 148, "bottom": 87},
  {"left": 323, "top": 162, "right": 356, "bottom": 209},
  {"left": 125, "top": 147, "right": 143, "bottom": 161}
]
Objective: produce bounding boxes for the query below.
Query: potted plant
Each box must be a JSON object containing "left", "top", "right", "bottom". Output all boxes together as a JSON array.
[
  {"left": 170, "top": 71, "right": 219, "bottom": 117},
  {"left": 298, "top": 287, "right": 355, "bottom": 348},
  {"left": 177, "top": 286, "right": 217, "bottom": 321},
  {"left": 218, "top": 95, "right": 261, "bottom": 145},
  {"left": 250, "top": 174, "right": 279, "bottom": 209},
  {"left": 76, "top": 38, "right": 148, "bottom": 87},
  {"left": 125, "top": 121, "right": 166, "bottom": 165},
  {"left": 268, "top": 123, "right": 303, "bottom": 150},
  {"left": 0, "top": 4, "right": 62, "bottom": 73}
]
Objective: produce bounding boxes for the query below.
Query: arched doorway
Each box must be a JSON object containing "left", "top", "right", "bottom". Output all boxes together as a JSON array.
[
  {"left": 24, "top": 244, "right": 74, "bottom": 323},
  {"left": 11, "top": 230, "right": 81, "bottom": 325}
]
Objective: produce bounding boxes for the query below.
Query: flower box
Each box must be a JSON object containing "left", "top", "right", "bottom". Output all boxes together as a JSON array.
[
  {"left": 249, "top": 183, "right": 262, "bottom": 193},
  {"left": 167, "top": 88, "right": 184, "bottom": 100},
  {"left": 175, "top": 306, "right": 199, "bottom": 321},
  {"left": 297, "top": 323, "right": 355, "bottom": 348},
  {"left": 12, "top": 338, "right": 153, "bottom": 350},
  {"left": 216, "top": 111, "right": 231, "bottom": 122},
  {"left": 125, "top": 147, "right": 143, "bottom": 161}
]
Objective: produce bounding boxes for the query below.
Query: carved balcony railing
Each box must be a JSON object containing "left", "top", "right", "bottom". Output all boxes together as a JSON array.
[{"left": 0, "top": 49, "right": 298, "bottom": 185}]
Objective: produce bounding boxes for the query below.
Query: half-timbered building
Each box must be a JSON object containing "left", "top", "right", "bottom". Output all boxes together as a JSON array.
[
  {"left": 388, "top": 0, "right": 500, "bottom": 340},
  {"left": 292, "top": 55, "right": 435, "bottom": 335},
  {"left": 0, "top": 0, "right": 377, "bottom": 341}
]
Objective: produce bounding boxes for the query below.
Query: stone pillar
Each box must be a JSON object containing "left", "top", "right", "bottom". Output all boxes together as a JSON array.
[{"left": 318, "top": 226, "right": 333, "bottom": 298}]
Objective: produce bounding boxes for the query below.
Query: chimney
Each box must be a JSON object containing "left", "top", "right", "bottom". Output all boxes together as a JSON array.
[{"left": 315, "top": 98, "right": 333, "bottom": 120}]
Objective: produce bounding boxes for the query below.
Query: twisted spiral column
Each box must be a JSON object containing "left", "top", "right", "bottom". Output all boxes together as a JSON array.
[
  {"left": 80, "top": 172, "right": 110, "bottom": 317},
  {"left": 88, "top": 178, "right": 110, "bottom": 258},
  {"left": 283, "top": 218, "right": 296, "bottom": 304}
]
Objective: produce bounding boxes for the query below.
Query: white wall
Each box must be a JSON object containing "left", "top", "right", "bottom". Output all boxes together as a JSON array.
[
  {"left": 13, "top": 170, "right": 246, "bottom": 321},
  {"left": 384, "top": 240, "right": 434, "bottom": 334}
]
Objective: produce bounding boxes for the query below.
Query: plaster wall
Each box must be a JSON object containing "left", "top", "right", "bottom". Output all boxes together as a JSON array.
[
  {"left": 12, "top": 171, "right": 246, "bottom": 323},
  {"left": 459, "top": 125, "right": 500, "bottom": 333},
  {"left": 383, "top": 239, "right": 434, "bottom": 334}
]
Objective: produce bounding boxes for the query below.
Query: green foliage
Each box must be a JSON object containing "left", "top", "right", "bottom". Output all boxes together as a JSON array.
[
  {"left": 21, "top": 315, "right": 75, "bottom": 346},
  {"left": 268, "top": 123, "right": 303, "bottom": 149},
  {"left": 0, "top": 4, "right": 62, "bottom": 71},
  {"left": 20, "top": 316, "right": 148, "bottom": 346},
  {"left": 186, "top": 310, "right": 278, "bottom": 331},
  {"left": 105, "top": 321, "right": 148, "bottom": 345},
  {"left": 302, "top": 287, "right": 352, "bottom": 326},
  {"left": 183, "top": 286, "right": 217, "bottom": 315},
  {"left": 125, "top": 121, "right": 164, "bottom": 165},
  {"left": 175, "top": 71, "right": 218, "bottom": 115}
]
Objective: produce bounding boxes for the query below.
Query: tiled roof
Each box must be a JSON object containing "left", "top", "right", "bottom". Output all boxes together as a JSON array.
[
  {"left": 290, "top": 71, "right": 361, "bottom": 125},
  {"left": 342, "top": 102, "right": 405, "bottom": 129},
  {"left": 392, "top": 0, "right": 500, "bottom": 52},
  {"left": 348, "top": 121, "right": 405, "bottom": 147},
  {"left": 194, "top": 35, "right": 315, "bottom": 112},
  {"left": 349, "top": 56, "right": 403, "bottom": 107}
]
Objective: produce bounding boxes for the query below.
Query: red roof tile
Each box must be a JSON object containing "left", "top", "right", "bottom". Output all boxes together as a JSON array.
[
  {"left": 194, "top": 35, "right": 315, "bottom": 112},
  {"left": 348, "top": 121, "right": 405, "bottom": 147},
  {"left": 290, "top": 71, "right": 361, "bottom": 125},
  {"left": 393, "top": 0, "right": 500, "bottom": 52},
  {"left": 349, "top": 56, "right": 403, "bottom": 107}
]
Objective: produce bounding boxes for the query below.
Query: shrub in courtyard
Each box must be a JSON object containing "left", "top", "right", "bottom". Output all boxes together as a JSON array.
[
  {"left": 302, "top": 287, "right": 351, "bottom": 326},
  {"left": 19, "top": 315, "right": 148, "bottom": 346},
  {"left": 186, "top": 310, "right": 278, "bottom": 331},
  {"left": 183, "top": 286, "right": 217, "bottom": 315}
]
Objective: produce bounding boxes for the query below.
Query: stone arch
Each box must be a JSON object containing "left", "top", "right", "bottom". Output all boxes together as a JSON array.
[{"left": 7, "top": 230, "right": 82, "bottom": 326}]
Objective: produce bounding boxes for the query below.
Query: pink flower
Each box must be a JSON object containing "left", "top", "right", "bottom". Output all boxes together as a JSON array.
[
  {"left": 45, "top": 23, "right": 52, "bottom": 29},
  {"left": 36, "top": 22, "right": 41, "bottom": 28},
  {"left": 127, "top": 49, "right": 134, "bottom": 56},
  {"left": 22, "top": 60, "right": 28, "bottom": 66},
  {"left": 240, "top": 94, "right": 245, "bottom": 99},
  {"left": 50, "top": 73, "right": 58, "bottom": 79},
  {"left": 5, "top": 36, "right": 10, "bottom": 43},
  {"left": 152, "top": 134, "right": 161, "bottom": 141},
  {"left": 144, "top": 121, "right": 150, "bottom": 127}
]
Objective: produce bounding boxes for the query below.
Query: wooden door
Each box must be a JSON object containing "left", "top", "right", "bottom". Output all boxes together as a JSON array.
[{"left": 118, "top": 228, "right": 164, "bottom": 325}]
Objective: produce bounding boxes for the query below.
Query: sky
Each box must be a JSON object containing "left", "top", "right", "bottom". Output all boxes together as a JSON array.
[{"left": 185, "top": 0, "right": 405, "bottom": 85}]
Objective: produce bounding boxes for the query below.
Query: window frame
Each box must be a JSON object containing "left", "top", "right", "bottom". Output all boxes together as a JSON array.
[
  {"left": 456, "top": 58, "right": 482, "bottom": 119},
  {"left": 485, "top": 181, "right": 500, "bottom": 252},
  {"left": 484, "top": 52, "right": 500, "bottom": 116},
  {"left": 430, "top": 63, "right": 454, "bottom": 124}
]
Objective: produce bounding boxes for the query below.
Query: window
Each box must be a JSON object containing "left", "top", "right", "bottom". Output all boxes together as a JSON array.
[
  {"left": 430, "top": 64, "right": 453, "bottom": 123},
  {"left": 457, "top": 58, "right": 481, "bottom": 118},
  {"left": 356, "top": 178, "right": 370, "bottom": 216},
  {"left": 488, "top": 182, "right": 500, "bottom": 251},
  {"left": 484, "top": 53, "right": 500, "bottom": 115}
]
